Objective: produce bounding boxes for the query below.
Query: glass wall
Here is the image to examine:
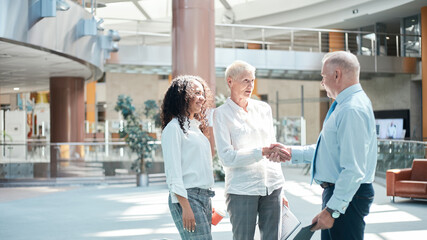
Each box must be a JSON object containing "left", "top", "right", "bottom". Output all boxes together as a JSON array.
[
  {"left": 376, "top": 140, "right": 425, "bottom": 178},
  {"left": 401, "top": 15, "right": 421, "bottom": 57}
]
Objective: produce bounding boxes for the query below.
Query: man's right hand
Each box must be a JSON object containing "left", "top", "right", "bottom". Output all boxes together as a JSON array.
[{"left": 267, "top": 143, "right": 292, "bottom": 162}]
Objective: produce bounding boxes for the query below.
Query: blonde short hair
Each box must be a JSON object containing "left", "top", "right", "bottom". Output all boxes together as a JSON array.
[{"left": 225, "top": 60, "right": 256, "bottom": 81}]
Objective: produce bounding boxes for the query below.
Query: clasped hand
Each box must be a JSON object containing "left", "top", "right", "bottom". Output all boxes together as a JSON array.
[{"left": 265, "top": 143, "right": 291, "bottom": 162}]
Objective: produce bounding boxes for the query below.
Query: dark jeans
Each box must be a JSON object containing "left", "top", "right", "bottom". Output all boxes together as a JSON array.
[{"left": 321, "top": 183, "right": 374, "bottom": 240}]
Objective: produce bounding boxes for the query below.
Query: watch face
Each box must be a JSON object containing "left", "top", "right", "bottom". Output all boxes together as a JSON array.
[
  {"left": 332, "top": 211, "right": 340, "bottom": 218},
  {"left": 326, "top": 207, "right": 340, "bottom": 218}
]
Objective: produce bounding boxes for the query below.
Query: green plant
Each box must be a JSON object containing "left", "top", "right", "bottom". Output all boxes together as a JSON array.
[
  {"left": 212, "top": 154, "right": 225, "bottom": 181},
  {"left": 0, "top": 131, "right": 13, "bottom": 142},
  {"left": 115, "top": 95, "right": 156, "bottom": 173},
  {"left": 215, "top": 94, "right": 227, "bottom": 107},
  {"left": 143, "top": 100, "right": 161, "bottom": 128}
]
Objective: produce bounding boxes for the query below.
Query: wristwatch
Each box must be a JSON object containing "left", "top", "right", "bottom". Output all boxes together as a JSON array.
[{"left": 326, "top": 207, "right": 340, "bottom": 219}]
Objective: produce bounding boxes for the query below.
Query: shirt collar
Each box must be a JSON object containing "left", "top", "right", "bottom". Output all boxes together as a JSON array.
[
  {"left": 189, "top": 118, "right": 201, "bottom": 129},
  {"left": 226, "top": 97, "right": 252, "bottom": 112},
  {"left": 335, "top": 83, "right": 363, "bottom": 104},
  {"left": 178, "top": 117, "right": 200, "bottom": 130}
]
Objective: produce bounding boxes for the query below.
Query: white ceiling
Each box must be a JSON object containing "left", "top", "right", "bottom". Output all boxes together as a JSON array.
[
  {"left": 0, "top": 0, "right": 425, "bottom": 95},
  {"left": 0, "top": 40, "right": 92, "bottom": 94},
  {"left": 94, "top": 0, "right": 426, "bottom": 43}
]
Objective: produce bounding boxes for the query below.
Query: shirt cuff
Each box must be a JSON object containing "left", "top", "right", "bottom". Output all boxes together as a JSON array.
[
  {"left": 254, "top": 147, "right": 263, "bottom": 160},
  {"left": 326, "top": 195, "right": 350, "bottom": 214},
  {"left": 168, "top": 181, "right": 187, "bottom": 204},
  {"left": 290, "top": 146, "right": 304, "bottom": 164}
]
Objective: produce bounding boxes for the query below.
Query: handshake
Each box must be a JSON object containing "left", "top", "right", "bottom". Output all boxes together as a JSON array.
[{"left": 263, "top": 143, "right": 292, "bottom": 162}]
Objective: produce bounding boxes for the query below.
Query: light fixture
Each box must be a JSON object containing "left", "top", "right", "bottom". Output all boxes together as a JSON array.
[
  {"left": 108, "top": 29, "right": 121, "bottom": 42},
  {"left": 386, "top": 36, "right": 390, "bottom": 40},
  {"left": 0, "top": 54, "right": 11, "bottom": 58},
  {"left": 84, "top": 2, "right": 107, "bottom": 8},
  {"left": 100, "top": 29, "right": 121, "bottom": 58},
  {"left": 13, "top": 87, "right": 19, "bottom": 91},
  {"left": 56, "top": 0, "right": 70, "bottom": 11},
  {"left": 29, "top": 0, "right": 57, "bottom": 27},
  {"left": 77, "top": 17, "right": 97, "bottom": 38},
  {"left": 96, "top": 17, "right": 105, "bottom": 31}
]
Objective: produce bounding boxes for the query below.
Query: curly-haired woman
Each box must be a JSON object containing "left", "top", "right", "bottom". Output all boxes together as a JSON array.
[{"left": 161, "top": 75, "right": 215, "bottom": 239}]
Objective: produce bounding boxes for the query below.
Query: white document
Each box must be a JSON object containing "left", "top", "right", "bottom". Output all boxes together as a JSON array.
[{"left": 280, "top": 205, "right": 301, "bottom": 240}]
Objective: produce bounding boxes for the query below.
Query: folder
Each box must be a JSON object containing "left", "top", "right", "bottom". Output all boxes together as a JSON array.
[
  {"left": 280, "top": 205, "right": 301, "bottom": 240},
  {"left": 293, "top": 222, "right": 316, "bottom": 240}
]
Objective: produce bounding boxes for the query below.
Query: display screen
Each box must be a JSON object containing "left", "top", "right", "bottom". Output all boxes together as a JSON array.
[{"left": 375, "top": 118, "right": 404, "bottom": 139}]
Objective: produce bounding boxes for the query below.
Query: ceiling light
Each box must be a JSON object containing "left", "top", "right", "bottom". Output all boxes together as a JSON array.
[
  {"left": 56, "top": 0, "right": 70, "bottom": 11},
  {"left": 13, "top": 87, "right": 19, "bottom": 91},
  {"left": 0, "top": 54, "right": 11, "bottom": 58},
  {"left": 84, "top": 2, "right": 107, "bottom": 8}
]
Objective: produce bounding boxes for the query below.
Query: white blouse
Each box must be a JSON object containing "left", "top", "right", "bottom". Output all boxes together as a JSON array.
[
  {"left": 161, "top": 118, "right": 214, "bottom": 203},
  {"left": 213, "top": 98, "right": 285, "bottom": 196}
]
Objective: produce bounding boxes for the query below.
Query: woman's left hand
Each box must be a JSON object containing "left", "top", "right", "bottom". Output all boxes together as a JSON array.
[{"left": 282, "top": 195, "right": 289, "bottom": 208}]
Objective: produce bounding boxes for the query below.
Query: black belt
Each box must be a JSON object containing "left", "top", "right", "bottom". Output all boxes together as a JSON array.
[{"left": 320, "top": 182, "right": 335, "bottom": 189}]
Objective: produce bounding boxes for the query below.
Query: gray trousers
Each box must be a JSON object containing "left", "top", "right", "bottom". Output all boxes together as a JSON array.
[{"left": 226, "top": 188, "right": 282, "bottom": 240}]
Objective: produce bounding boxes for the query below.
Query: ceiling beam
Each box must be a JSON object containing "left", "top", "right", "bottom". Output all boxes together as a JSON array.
[
  {"left": 131, "top": 0, "right": 151, "bottom": 20},
  {"left": 219, "top": 0, "right": 232, "bottom": 10}
]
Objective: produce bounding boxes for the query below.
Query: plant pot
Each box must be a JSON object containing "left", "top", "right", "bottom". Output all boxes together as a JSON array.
[{"left": 136, "top": 172, "right": 149, "bottom": 187}]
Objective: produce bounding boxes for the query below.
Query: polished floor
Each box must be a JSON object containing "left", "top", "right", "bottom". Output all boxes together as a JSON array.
[{"left": 0, "top": 166, "right": 426, "bottom": 240}]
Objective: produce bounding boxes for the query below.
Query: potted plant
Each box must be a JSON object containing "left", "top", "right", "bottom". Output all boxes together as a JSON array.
[
  {"left": 115, "top": 95, "right": 156, "bottom": 187},
  {"left": 142, "top": 100, "right": 161, "bottom": 138}
]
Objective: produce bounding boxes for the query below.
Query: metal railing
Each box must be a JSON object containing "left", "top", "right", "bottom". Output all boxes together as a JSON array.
[{"left": 109, "top": 19, "right": 421, "bottom": 58}]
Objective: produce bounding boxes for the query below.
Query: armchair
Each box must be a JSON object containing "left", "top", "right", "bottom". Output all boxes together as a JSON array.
[{"left": 386, "top": 159, "right": 427, "bottom": 202}]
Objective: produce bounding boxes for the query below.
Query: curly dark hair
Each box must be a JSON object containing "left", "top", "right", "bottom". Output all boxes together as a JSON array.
[{"left": 161, "top": 75, "right": 213, "bottom": 135}]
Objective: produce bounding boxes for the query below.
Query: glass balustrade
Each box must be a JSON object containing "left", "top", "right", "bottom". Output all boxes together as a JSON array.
[
  {"left": 0, "top": 140, "right": 424, "bottom": 180},
  {"left": 0, "top": 141, "right": 162, "bottom": 179},
  {"left": 376, "top": 139, "right": 426, "bottom": 178}
]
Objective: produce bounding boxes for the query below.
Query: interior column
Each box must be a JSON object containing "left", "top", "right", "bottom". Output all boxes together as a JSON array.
[
  {"left": 49, "top": 77, "right": 85, "bottom": 177},
  {"left": 172, "top": 0, "right": 215, "bottom": 92},
  {"left": 172, "top": 0, "right": 216, "bottom": 154},
  {"left": 86, "top": 81, "right": 96, "bottom": 134}
]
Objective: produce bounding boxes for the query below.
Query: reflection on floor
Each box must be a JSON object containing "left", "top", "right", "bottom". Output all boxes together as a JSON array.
[{"left": 0, "top": 166, "right": 426, "bottom": 240}]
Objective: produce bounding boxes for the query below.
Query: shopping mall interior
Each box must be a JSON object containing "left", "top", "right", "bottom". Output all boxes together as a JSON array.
[{"left": 0, "top": 0, "right": 427, "bottom": 239}]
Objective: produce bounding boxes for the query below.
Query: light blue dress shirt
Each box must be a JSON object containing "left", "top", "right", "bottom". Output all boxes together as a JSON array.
[{"left": 291, "top": 83, "right": 377, "bottom": 213}]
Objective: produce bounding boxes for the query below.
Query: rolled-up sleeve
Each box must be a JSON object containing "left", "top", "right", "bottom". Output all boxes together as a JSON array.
[
  {"left": 161, "top": 124, "right": 187, "bottom": 203},
  {"left": 213, "top": 109, "right": 262, "bottom": 168}
]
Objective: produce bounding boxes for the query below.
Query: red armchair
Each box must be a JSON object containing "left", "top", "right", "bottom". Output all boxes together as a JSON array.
[{"left": 386, "top": 159, "right": 427, "bottom": 202}]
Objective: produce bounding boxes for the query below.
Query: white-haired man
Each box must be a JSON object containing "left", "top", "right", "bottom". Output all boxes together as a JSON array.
[{"left": 271, "top": 51, "right": 377, "bottom": 240}]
